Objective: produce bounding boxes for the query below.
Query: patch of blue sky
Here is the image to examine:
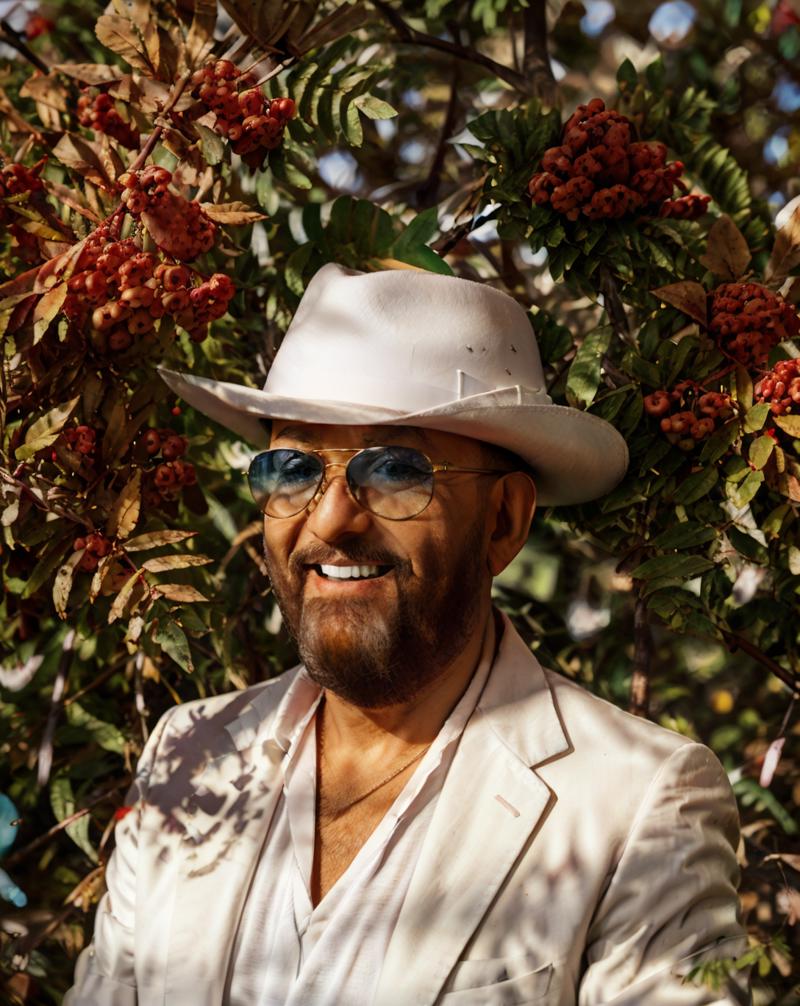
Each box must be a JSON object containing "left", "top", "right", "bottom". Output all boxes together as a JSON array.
[{"left": 649, "top": 1, "right": 697, "bottom": 43}]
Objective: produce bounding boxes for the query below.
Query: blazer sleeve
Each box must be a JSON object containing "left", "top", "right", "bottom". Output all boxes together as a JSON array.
[
  {"left": 63, "top": 706, "right": 176, "bottom": 1006},
  {"left": 578, "top": 741, "right": 751, "bottom": 1006}
]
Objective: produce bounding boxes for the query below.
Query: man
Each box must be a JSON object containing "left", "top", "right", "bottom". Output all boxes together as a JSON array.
[{"left": 66, "top": 264, "right": 747, "bottom": 1005}]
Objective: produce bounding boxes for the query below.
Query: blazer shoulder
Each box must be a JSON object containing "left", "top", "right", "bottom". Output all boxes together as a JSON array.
[
  {"left": 542, "top": 665, "right": 696, "bottom": 770},
  {"left": 152, "top": 664, "right": 301, "bottom": 748}
]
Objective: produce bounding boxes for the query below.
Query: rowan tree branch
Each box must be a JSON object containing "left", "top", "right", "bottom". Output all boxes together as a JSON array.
[
  {"left": 370, "top": 0, "right": 529, "bottom": 93},
  {"left": 629, "top": 591, "right": 652, "bottom": 717},
  {"left": 721, "top": 629, "right": 800, "bottom": 696},
  {"left": 521, "top": 1, "right": 557, "bottom": 105},
  {"left": 0, "top": 19, "right": 49, "bottom": 74}
]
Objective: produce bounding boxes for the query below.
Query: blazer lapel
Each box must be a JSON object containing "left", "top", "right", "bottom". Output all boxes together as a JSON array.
[
  {"left": 375, "top": 616, "right": 572, "bottom": 1006},
  {"left": 162, "top": 679, "right": 297, "bottom": 1006}
]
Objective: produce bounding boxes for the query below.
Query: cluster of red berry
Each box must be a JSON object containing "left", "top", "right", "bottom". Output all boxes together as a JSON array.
[
  {"left": 709, "top": 283, "right": 800, "bottom": 366},
  {"left": 62, "top": 224, "right": 234, "bottom": 349},
  {"left": 141, "top": 428, "right": 197, "bottom": 507},
  {"left": 53, "top": 424, "right": 97, "bottom": 465},
  {"left": 644, "top": 381, "right": 734, "bottom": 448},
  {"left": 1, "top": 159, "right": 46, "bottom": 261},
  {"left": 527, "top": 98, "right": 710, "bottom": 222},
  {"left": 755, "top": 359, "right": 800, "bottom": 417},
  {"left": 188, "top": 60, "right": 296, "bottom": 163},
  {"left": 119, "top": 166, "right": 216, "bottom": 261},
  {"left": 77, "top": 91, "right": 140, "bottom": 150},
  {"left": 72, "top": 532, "right": 112, "bottom": 573}
]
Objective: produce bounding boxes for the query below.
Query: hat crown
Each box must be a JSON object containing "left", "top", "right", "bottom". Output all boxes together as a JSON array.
[{"left": 264, "top": 264, "right": 549, "bottom": 411}]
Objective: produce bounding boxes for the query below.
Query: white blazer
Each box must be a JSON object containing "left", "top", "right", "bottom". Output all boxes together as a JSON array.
[{"left": 65, "top": 615, "right": 747, "bottom": 1005}]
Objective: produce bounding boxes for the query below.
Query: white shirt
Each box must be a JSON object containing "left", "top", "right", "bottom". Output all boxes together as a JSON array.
[{"left": 225, "top": 618, "right": 497, "bottom": 1006}]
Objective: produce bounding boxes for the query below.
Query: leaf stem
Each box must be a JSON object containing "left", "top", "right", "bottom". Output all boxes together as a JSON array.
[{"left": 370, "top": 0, "right": 529, "bottom": 93}]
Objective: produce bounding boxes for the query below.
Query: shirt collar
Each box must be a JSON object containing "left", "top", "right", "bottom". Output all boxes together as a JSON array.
[{"left": 265, "top": 610, "right": 499, "bottom": 760}]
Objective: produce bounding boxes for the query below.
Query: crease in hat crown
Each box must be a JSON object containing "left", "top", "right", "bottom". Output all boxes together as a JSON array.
[{"left": 158, "top": 262, "right": 630, "bottom": 506}]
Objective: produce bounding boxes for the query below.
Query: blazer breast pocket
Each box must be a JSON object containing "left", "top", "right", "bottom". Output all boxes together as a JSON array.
[{"left": 439, "top": 955, "right": 556, "bottom": 1005}]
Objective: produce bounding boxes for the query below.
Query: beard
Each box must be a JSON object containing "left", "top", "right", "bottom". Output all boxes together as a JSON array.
[{"left": 263, "top": 518, "right": 487, "bottom": 708}]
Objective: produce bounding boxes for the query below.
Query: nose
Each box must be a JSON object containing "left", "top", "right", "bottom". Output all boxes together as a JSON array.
[{"left": 304, "top": 467, "right": 372, "bottom": 542}]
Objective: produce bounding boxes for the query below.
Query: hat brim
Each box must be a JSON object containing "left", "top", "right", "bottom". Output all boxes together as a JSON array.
[{"left": 158, "top": 367, "right": 628, "bottom": 506}]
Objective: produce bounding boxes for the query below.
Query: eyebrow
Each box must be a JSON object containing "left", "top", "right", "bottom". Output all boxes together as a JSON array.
[{"left": 271, "top": 424, "right": 432, "bottom": 449}]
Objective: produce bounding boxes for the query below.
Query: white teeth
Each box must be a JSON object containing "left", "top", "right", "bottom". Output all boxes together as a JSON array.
[{"left": 319, "top": 564, "right": 382, "bottom": 580}]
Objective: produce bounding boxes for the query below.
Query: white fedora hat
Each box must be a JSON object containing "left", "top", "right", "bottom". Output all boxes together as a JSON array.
[{"left": 158, "top": 263, "right": 628, "bottom": 505}]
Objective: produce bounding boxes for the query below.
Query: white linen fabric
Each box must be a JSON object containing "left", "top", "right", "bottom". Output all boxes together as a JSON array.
[
  {"left": 64, "top": 612, "right": 749, "bottom": 1006},
  {"left": 226, "top": 618, "right": 496, "bottom": 1006}
]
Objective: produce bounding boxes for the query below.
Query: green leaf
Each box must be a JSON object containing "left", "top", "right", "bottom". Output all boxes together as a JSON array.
[
  {"left": 726, "top": 468, "right": 763, "bottom": 507},
  {"left": 352, "top": 94, "right": 397, "bottom": 120},
  {"left": 155, "top": 619, "right": 194, "bottom": 672},
  {"left": 699, "top": 419, "right": 740, "bottom": 464},
  {"left": 631, "top": 554, "right": 714, "bottom": 581},
  {"left": 342, "top": 99, "right": 364, "bottom": 147},
  {"left": 50, "top": 776, "right": 98, "bottom": 863},
  {"left": 17, "top": 396, "right": 81, "bottom": 461},
  {"left": 649, "top": 523, "right": 716, "bottom": 549},
  {"left": 392, "top": 207, "right": 440, "bottom": 255},
  {"left": 748, "top": 435, "right": 776, "bottom": 470},
  {"left": 565, "top": 327, "right": 612, "bottom": 408},
  {"left": 743, "top": 403, "right": 770, "bottom": 433},
  {"left": 65, "top": 702, "right": 126, "bottom": 753},
  {"left": 616, "top": 58, "right": 637, "bottom": 92},
  {"left": 195, "top": 122, "right": 225, "bottom": 166},
  {"left": 673, "top": 466, "right": 719, "bottom": 505}
]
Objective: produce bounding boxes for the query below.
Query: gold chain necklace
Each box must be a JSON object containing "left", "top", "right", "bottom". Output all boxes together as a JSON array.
[{"left": 317, "top": 706, "right": 432, "bottom": 818}]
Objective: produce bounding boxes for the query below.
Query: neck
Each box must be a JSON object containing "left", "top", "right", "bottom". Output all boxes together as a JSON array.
[{"left": 320, "top": 600, "right": 496, "bottom": 756}]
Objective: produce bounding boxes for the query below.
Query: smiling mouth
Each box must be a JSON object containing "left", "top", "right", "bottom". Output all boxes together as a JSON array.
[{"left": 311, "top": 563, "right": 393, "bottom": 581}]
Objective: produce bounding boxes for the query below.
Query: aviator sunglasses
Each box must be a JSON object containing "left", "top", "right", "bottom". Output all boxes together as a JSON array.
[{"left": 247, "top": 445, "right": 511, "bottom": 521}]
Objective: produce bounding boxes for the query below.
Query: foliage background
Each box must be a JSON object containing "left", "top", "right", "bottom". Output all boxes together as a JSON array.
[{"left": 0, "top": 0, "right": 799, "bottom": 1002}]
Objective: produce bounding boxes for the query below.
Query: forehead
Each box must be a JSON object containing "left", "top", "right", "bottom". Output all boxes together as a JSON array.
[{"left": 269, "top": 421, "right": 486, "bottom": 460}]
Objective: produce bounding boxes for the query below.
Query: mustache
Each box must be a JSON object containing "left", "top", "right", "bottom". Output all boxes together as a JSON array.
[{"left": 289, "top": 545, "right": 406, "bottom": 573}]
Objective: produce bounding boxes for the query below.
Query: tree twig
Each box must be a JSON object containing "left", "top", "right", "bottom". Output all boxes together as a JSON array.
[
  {"left": 629, "top": 590, "right": 652, "bottom": 717},
  {"left": 521, "top": 1, "right": 557, "bottom": 105},
  {"left": 0, "top": 19, "right": 50, "bottom": 74},
  {"left": 599, "top": 265, "right": 636, "bottom": 348},
  {"left": 721, "top": 629, "right": 800, "bottom": 696},
  {"left": 370, "top": 0, "right": 529, "bottom": 93},
  {"left": 36, "top": 628, "right": 74, "bottom": 787},
  {"left": 5, "top": 784, "right": 121, "bottom": 868},
  {"left": 417, "top": 59, "right": 460, "bottom": 208}
]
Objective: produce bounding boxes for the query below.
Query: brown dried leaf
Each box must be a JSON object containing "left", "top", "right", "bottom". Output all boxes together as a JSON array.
[
  {"left": 652, "top": 281, "right": 708, "bottom": 327},
  {"left": 89, "top": 553, "right": 116, "bottom": 603},
  {"left": 20, "top": 72, "right": 69, "bottom": 111},
  {"left": 54, "top": 62, "right": 125, "bottom": 85},
  {"left": 106, "top": 470, "right": 142, "bottom": 541},
  {"left": 52, "top": 133, "right": 117, "bottom": 189},
  {"left": 33, "top": 281, "right": 68, "bottom": 344},
  {"left": 200, "top": 200, "right": 267, "bottom": 225},
  {"left": 141, "top": 554, "right": 212, "bottom": 572},
  {"left": 295, "top": 2, "right": 368, "bottom": 53},
  {"left": 154, "top": 583, "right": 209, "bottom": 603},
  {"left": 699, "top": 215, "right": 751, "bottom": 281},
  {"left": 124, "top": 529, "right": 198, "bottom": 552},
  {"left": 767, "top": 201, "right": 800, "bottom": 282},
  {"left": 96, "top": 14, "right": 155, "bottom": 75},
  {"left": 101, "top": 394, "right": 131, "bottom": 465},
  {"left": 764, "top": 852, "right": 800, "bottom": 872},
  {"left": 53, "top": 550, "right": 84, "bottom": 619},
  {"left": 17, "top": 395, "right": 81, "bottom": 460},
  {"left": 186, "top": 0, "right": 217, "bottom": 66},
  {"left": 108, "top": 570, "right": 143, "bottom": 624},
  {"left": 774, "top": 414, "right": 800, "bottom": 438}
]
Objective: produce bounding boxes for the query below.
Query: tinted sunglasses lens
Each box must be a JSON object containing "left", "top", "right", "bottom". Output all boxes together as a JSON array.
[
  {"left": 348, "top": 446, "right": 434, "bottom": 519},
  {"left": 248, "top": 449, "right": 323, "bottom": 517}
]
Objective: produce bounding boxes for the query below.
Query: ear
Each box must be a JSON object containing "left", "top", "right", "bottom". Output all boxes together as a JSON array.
[{"left": 486, "top": 473, "right": 536, "bottom": 577}]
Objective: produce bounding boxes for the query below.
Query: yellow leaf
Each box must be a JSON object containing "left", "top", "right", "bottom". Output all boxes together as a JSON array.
[
  {"left": 106, "top": 470, "right": 142, "bottom": 541},
  {"left": 108, "top": 570, "right": 143, "bottom": 624},
  {"left": 154, "top": 583, "right": 208, "bottom": 603},
  {"left": 124, "top": 529, "right": 198, "bottom": 552},
  {"left": 53, "top": 550, "right": 84, "bottom": 619},
  {"left": 141, "top": 554, "right": 212, "bottom": 572},
  {"left": 33, "top": 281, "right": 68, "bottom": 344}
]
